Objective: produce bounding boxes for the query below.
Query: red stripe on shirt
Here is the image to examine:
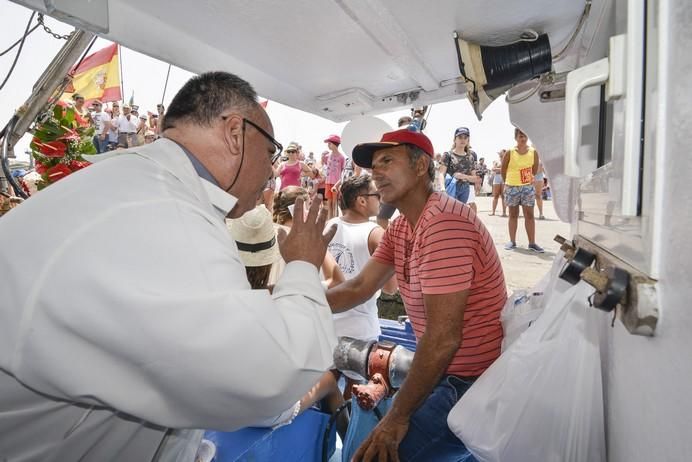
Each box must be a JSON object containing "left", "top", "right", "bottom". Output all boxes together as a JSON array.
[{"left": 372, "top": 193, "right": 506, "bottom": 376}]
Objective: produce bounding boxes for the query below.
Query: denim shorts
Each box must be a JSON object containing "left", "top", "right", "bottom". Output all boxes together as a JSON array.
[
  {"left": 504, "top": 184, "right": 536, "bottom": 207},
  {"left": 397, "top": 375, "right": 479, "bottom": 462}
]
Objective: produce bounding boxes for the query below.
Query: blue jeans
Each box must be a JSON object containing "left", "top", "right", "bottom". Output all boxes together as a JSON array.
[
  {"left": 398, "top": 375, "right": 478, "bottom": 462},
  {"left": 92, "top": 135, "right": 108, "bottom": 153}
]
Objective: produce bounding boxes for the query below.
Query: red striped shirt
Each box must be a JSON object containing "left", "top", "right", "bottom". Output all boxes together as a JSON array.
[{"left": 372, "top": 192, "right": 506, "bottom": 376}]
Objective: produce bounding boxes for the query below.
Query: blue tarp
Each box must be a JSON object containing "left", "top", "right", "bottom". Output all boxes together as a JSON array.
[{"left": 203, "top": 409, "right": 336, "bottom": 462}]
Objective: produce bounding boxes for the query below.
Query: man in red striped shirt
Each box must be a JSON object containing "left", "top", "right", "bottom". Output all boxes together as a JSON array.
[{"left": 327, "top": 128, "right": 506, "bottom": 462}]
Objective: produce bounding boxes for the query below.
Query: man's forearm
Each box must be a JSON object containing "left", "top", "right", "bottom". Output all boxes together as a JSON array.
[
  {"left": 387, "top": 333, "right": 459, "bottom": 422},
  {"left": 326, "top": 278, "right": 373, "bottom": 313}
]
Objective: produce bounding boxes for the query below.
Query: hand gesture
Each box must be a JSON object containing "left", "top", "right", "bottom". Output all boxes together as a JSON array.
[
  {"left": 351, "top": 414, "right": 409, "bottom": 462},
  {"left": 277, "top": 196, "right": 336, "bottom": 269}
]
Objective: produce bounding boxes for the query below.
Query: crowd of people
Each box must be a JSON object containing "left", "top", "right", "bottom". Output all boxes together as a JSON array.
[
  {"left": 260, "top": 117, "right": 549, "bottom": 254},
  {"left": 0, "top": 70, "right": 553, "bottom": 461},
  {"left": 41, "top": 91, "right": 554, "bottom": 256},
  {"left": 69, "top": 93, "right": 164, "bottom": 152}
]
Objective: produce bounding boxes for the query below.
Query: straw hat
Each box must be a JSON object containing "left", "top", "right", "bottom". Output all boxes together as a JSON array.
[{"left": 226, "top": 205, "right": 280, "bottom": 267}]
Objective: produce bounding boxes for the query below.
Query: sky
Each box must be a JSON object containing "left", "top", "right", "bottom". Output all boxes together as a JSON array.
[{"left": 1, "top": 1, "right": 515, "bottom": 163}]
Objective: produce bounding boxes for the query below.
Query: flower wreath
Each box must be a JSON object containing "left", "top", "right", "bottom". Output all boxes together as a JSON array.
[{"left": 29, "top": 102, "right": 96, "bottom": 191}]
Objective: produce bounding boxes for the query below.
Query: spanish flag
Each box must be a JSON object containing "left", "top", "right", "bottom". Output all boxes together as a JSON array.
[{"left": 62, "top": 43, "right": 121, "bottom": 105}]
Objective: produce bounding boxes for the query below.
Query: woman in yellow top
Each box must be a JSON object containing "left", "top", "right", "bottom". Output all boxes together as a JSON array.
[{"left": 501, "top": 128, "right": 544, "bottom": 252}]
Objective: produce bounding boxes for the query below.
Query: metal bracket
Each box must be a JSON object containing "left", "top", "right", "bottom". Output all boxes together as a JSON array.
[{"left": 554, "top": 234, "right": 659, "bottom": 336}]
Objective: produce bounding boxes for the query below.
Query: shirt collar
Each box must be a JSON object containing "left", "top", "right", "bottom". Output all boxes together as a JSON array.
[
  {"left": 167, "top": 138, "right": 238, "bottom": 217},
  {"left": 170, "top": 139, "right": 219, "bottom": 187},
  {"left": 201, "top": 179, "right": 238, "bottom": 217}
]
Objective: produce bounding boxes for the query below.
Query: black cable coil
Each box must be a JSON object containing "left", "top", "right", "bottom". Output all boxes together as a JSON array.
[{"left": 481, "top": 33, "right": 552, "bottom": 90}]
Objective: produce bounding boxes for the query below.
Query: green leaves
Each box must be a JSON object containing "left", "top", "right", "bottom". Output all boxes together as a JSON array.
[
  {"left": 53, "top": 105, "right": 63, "bottom": 120},
  {"left": 62, "top": 106, "right": 76, "bottom": 126},
  {"left": 77, "top": 138, "right": 97, "bottom": 155},
  {"left": 30, "top": 102, "right": 95, "bottom": 189}
]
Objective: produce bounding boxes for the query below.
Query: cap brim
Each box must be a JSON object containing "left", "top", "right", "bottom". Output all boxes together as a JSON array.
[{"left": 352, "top": 142, "right": 402, "bottom": 168}]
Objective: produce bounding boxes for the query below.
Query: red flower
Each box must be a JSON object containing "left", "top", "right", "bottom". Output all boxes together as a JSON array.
[
  {"left": 36, "top": 140, "right": 67, "bottom": 158},
  {"left": 45, "top": 164, "right": 72, "bottom": 183},
  {"left": 35, "top": 161, "right": 47, "bottom": 174},
  {"left": 69, "top": 160, "right": 91, "bottom": 171}
]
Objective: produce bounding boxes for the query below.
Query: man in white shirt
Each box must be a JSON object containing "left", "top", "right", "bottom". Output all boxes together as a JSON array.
[
  {"left": 0, "top": 71, "right": 338, "bottom": 461},
  {"left": 106, "top": 103, "right": 120, "bottom": 149},
  {"left": 327, "top": 174, "right": 397, "bottom": 342},
  {"left": 116, "top": 104, "right": 139, "bottom": 147},
  {"left": 90, "top": 100, "right": 111, "bottom": 153}
]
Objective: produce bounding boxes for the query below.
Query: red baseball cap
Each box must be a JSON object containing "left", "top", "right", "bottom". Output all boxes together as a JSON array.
[
  {"left": 352, "top": 129, "right": 434, "bottom": 168},
  {"left": 324, "top": 134, "right": 341, "bottom": 145}
]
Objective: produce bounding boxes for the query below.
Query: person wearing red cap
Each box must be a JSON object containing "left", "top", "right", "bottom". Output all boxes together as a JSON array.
[
  {"left": 328, "top": 128, "right": 506, "bottom": 462},
  {"left": 324, "top": 134, "right": 345, "bottom": 219}
]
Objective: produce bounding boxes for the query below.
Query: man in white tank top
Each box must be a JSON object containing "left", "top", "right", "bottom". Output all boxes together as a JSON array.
[{"left": 327, "top": 175, "right": 398, "bottom": 341}]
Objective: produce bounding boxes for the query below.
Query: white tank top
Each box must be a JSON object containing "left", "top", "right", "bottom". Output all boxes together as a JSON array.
[{"left": 326, "top": 217, "right": 381, "bottom": 341}]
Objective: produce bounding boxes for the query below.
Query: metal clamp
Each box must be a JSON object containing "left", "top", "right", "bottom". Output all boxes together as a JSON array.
[
  {"left": 556, "top": 236, "right": 596, "bottom": 285},
  {"left": 555, "top": 235, "right": 659, "bottom": 335}
]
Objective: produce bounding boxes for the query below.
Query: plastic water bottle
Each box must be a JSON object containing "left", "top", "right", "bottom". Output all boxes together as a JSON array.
[
  {"left": 408, "top": 118, "right": 423, "bottom": 132},
  {"left": 514, "top": 292, "right": 530, "bottom": 306}
]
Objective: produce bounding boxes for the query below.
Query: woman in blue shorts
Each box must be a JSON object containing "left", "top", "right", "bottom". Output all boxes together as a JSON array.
[{"left": 501, "top": 128, "right": 544, "bottom": 252}]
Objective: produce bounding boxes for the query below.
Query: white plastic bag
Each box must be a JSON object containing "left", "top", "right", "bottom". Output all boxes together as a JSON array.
[
  {"left": 500, "top": 290, "right": 544, "bottom": 352},
  {"left": 480, "top": 175, "right": 492, "bottom": 195},
  {"left": 448, "top": 270, "right": 606, "bottom": 462},
  {"left": 500, "top": 260, "right": 555, "bottom": 351}
]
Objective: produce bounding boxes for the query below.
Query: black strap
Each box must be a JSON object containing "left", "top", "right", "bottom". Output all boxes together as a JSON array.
[{"left": 236, "top": 236, "right": 276, "bottom": 253}]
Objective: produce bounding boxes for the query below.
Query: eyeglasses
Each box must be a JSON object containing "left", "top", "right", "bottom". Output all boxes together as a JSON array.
[
  {"left": 225, "top": 116, "right": 282, "bottom": 192},
  {"left": 243, "top": 118, "right": 283, "bottom": 164},
  {"left": 286, "top": 150, "right": 297, "bottom": 154}
]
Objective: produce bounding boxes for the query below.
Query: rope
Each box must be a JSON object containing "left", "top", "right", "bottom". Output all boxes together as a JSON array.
[
  {"left": 553, "top": 1, "right": 593, "bottom": 62},
  {"left": 161, "top": 63, "right": 172, "bottom": 105},
  {"left": 0, "top": 12, "right": 71, "bottom": 58},
  {"left": 0, "top": 11, "right": 36, "bottom": 92},
  {"left": 0, "top": 23, "right": 39, "bottom": 57}
]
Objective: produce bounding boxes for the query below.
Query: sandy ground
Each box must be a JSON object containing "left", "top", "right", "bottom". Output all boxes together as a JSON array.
[{"left": 472, "top": 194, "right": 570, "bottom": 293}]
